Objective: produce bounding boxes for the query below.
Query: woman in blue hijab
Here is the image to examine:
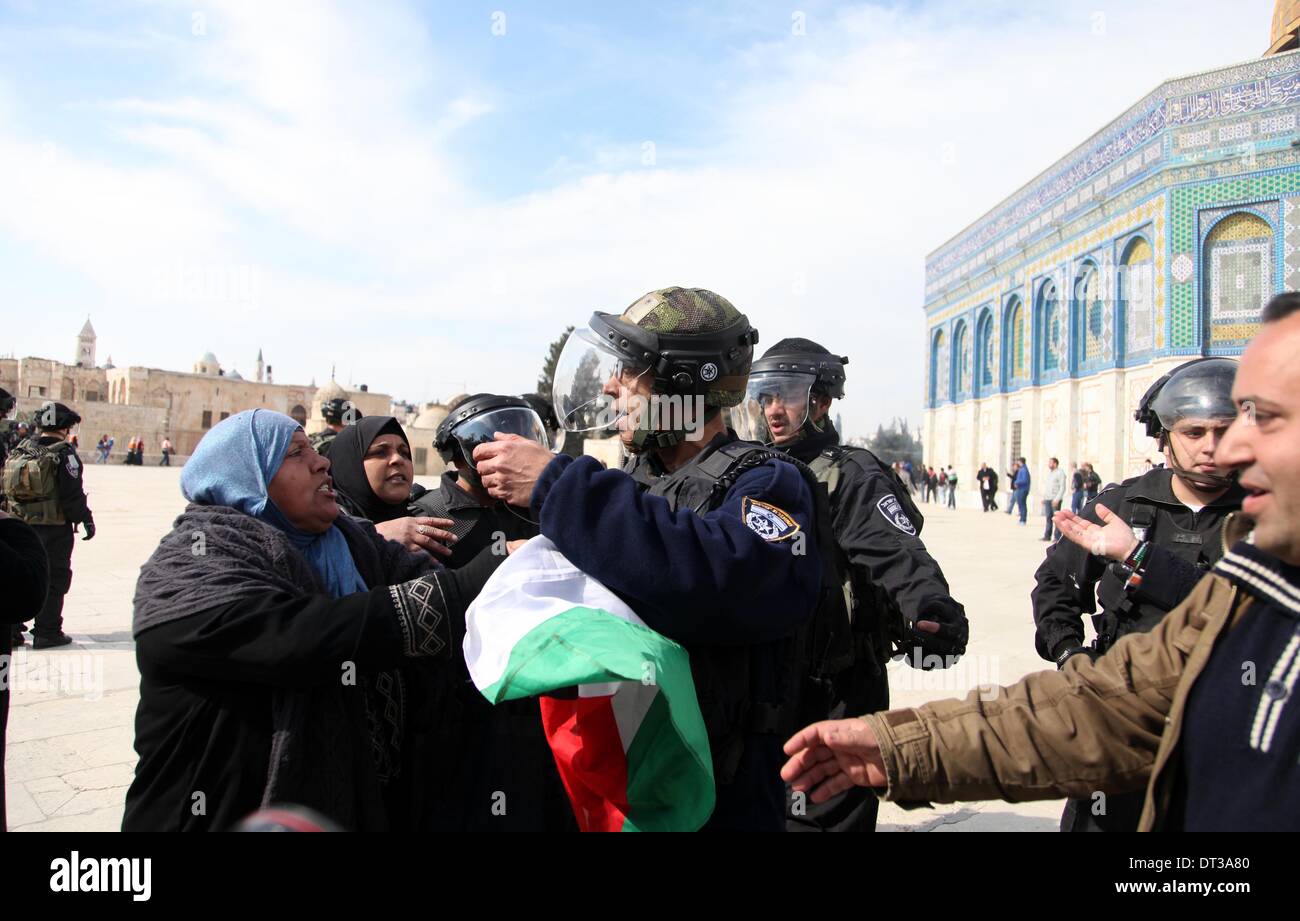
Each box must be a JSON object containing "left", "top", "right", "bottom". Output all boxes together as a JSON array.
[{"left": 125, "top": 410, "right": 509, "bottom": 831}]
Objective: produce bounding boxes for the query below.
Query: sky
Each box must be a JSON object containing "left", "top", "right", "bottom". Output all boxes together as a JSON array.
[{"left": 0, "top": 0, "right": 1278, "bottom": 438}]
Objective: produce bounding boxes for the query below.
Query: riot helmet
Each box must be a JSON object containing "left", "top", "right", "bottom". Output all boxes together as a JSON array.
[
  {"left": 1135, "top": 357, "right": 1238, "bottom": 490},
  {"left": 321, "top": 398, "right": 360, "bottom": 426},
  {"left": 551, "top": 287, "right": 758, "bottom": 452},
  {"left": 731, "top": 337, "right": 848, "bottom": 445},
  {"left": 33, "top": 401, "right": 81, "bottom": 432},
  {"left": 434, "top": 394, "right": 549, "bottom": 484}
]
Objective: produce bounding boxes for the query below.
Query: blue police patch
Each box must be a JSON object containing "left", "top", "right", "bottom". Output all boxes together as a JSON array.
[
  {"left": 742, "top": 496, "right": 800, "bottom": 542},
  {"left": 876, "top": 494, "right": 916, "bottom": 535}
]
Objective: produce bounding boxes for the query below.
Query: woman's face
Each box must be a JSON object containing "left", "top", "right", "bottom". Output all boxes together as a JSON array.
[
  {"left": 364, "top": 433, "right": 413, "bottom": 505},
  {"left": 267, "top": 430, "right": 339, "bottom": 534}
]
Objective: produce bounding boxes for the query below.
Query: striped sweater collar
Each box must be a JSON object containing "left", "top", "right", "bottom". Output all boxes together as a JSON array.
[{"left": 1214, "top": 542, "right": 1300, "bottom": 618}]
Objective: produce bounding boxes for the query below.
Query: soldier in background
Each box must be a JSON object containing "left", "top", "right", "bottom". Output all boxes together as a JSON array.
[
  {"left": 0, "top": 387, "right": 16, "bottom": 508},
  {"left": 308, "top": 398, "right": 361, "bottom": 458},
  {"left": 2, "top": 402, "right": 95, "bottom": 649},
  {"left": 1032, "top": 358, "right": 1243, "bottom": 831}
]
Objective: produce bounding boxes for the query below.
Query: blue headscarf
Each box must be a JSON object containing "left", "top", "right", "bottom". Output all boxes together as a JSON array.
[{"left": 181, "top": 409, "right": 369, "bottom": 598}]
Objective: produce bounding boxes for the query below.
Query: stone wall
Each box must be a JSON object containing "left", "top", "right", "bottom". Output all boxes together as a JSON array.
[
  {"left": 12, "top": 396, "right": 173, "bottom": 464},
  {"left": 922, "top": 360, "right": 1178, "bottom": 507}
]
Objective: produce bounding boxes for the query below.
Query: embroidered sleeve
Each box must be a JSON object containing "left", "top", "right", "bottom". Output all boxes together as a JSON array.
[{"left": 387, "top": 573, "right": 451, "bottom": 659}]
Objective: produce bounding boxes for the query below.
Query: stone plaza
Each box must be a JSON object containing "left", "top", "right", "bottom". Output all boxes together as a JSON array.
[{"left": 4, "top": 464, "right": 1068, "bottom": 833}]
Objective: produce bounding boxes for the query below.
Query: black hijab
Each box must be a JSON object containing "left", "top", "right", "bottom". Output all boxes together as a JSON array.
[{"left": 329, "top": 416, "right": 412, "bottom": 523}]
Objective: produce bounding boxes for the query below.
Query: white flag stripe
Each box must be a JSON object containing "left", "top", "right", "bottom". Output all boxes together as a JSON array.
[
  {"left": 612, "top": 681, "right": 661, "bottom": 752},
  {"left": 463, "top": 536, "right": 644, "bottom": 692}
]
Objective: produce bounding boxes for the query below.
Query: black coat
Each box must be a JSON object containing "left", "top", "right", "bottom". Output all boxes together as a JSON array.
[
  {"left": 1032, "top": 468, "right": 1245, "bottom": 661},
  {"left": 0, "top": 517, "right": 50, "bottom": 831},
  {"left": 124, "top": 504, "right": 502, "bottom": 831}
]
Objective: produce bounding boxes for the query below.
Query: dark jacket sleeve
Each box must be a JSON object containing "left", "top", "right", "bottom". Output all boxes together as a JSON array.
[
  {"left": 135, "top": 551, "right": 503, "bottom": 688},
  {"left": 1031, "top": 489, "right": 1124, "bottom": 661},
  {"left": 530, "top": 453, "right": 822, "bottom": 646},
  {"left": 55, "top": 447, "right": 92, "bottom": 524},
  {"left": 0, "top": 516, "right": 50, "bottom": 623},
  {"left": 834, "top": 455, "right": 954, "bottom": 620}
]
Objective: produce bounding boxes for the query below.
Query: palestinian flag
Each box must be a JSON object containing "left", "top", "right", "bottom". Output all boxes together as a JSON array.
[{"left": 463, "top": 536, "right": 715, "bottom": 832}]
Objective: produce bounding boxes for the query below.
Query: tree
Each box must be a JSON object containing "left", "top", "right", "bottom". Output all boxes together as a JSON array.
[
  {"left": 537, "top": 325, "right": 575, "bottom": 397},
  {"left": 868, "top": 417, "right": 923, "bottom": 467}
]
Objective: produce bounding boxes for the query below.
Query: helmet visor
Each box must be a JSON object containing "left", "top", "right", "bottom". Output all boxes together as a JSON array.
[
  {"left": 552, "top": 327, "right": 649, "bottom": 433},
  {"left": 453, "top": 407, "right": 549, "bottom": 463},
  {"left": 730, "top": 372, "right": 814, "bottom": 444}
]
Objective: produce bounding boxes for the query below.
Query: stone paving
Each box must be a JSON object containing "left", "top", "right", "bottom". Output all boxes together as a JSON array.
[{"left": 5, "top": 466, "right": 1068, "bottom": 832}]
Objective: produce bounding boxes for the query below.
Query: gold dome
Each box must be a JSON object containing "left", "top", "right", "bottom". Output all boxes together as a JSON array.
[{"left": 1268, "top": 0, "right": 1300, "bottom": 54}]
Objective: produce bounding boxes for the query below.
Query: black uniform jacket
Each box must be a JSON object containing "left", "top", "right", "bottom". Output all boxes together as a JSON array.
[{"left": 1032, "top": 467, "right": 1245, "bottom": 661}]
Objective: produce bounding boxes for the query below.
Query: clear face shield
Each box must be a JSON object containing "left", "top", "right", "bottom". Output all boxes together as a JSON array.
[
  {"left": 729, "top": 372, "right": 815, "bottom": 445},
  {"left": 552, "top": 327, "right": 650, "bottom": 433},
  {"left": 452, "top": 406, "right": 549, "bottom": 464}
]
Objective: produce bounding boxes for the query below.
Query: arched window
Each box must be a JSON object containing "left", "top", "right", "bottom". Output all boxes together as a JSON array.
[
  {"left": 1037, "top": 279, "right": 1063, "bottom": 377},
  {"left": 975, "top": 309, "right": 995, "bottom": 396},
  {"left": 1204, "top": 211, "right": 1273, "bottom": 351},
  {"left": 290, "top": 404, "right": 308, "bottom": 426},
  {"left": 1076, "top": 262, "right": 1110, "bottom": 368},
  {"left": 929, "top": 329, "right": 948, "bottom": 407},
  {"left": 952, "top": 320, "right": 970, "bottom": 400},
  {"left": 1121, "top": 237, "right": 1155, "bottom": 355},
  {"left": 1003, "top": 296, "right": 1026, "bottom": 384}
]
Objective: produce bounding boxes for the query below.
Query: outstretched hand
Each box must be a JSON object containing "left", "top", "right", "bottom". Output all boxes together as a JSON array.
[
  {"left": 780, "top": 717, "right": 888, "bottom": 803},
  {"left": 1053, "top": 504, "right": 1138, "bottom": 561}
]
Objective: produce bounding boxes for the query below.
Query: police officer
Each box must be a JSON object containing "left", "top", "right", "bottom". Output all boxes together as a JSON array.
[
  {"left": 734, "top": 337, "right": 969, "bottom": 832},
  {"left": 1033, "top": 357, "right": 1244, "bottom": 831},
  {"left": 412, "top": 393, "right": 550, "bottom": 557},
  {"left": 308, "top": 398, "right": 361, "bottom": 458},
  {"left": 473, "top": 287, "right": 825, "bottom": 830},
  {"left": 2, "top": 402, "right": 94, "bottom": 649},
  {"left": 407, "top": 393, "right": 576, "bottom": 830}
]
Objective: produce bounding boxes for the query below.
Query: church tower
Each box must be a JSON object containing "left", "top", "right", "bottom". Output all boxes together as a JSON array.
[{"left": 76, "top": 318, "right": 96, "bottom": 368}]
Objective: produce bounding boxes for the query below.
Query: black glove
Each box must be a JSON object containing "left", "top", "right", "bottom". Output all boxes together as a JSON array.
[
  {"left": 81, "top": 518, "right": 95, "bottom": 541},
  {"left": 898, "top": 594, "right": 968, "bottom": 670},
  {"left": 1052, "top": 640, "right": 1098, "bottom": 670}
]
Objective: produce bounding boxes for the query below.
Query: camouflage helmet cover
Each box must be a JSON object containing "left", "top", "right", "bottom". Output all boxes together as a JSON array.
[{"left": 613, "top": 286, "right": 755, "bottom": 407}]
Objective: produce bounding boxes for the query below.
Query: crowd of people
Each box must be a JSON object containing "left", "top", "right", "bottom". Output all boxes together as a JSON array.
[{"left": 2, "top": 286, "right": 1298, "bottom": 833}]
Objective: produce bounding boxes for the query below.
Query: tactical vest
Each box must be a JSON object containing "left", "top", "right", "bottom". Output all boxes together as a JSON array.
[
  {"left": 626, "top": 440, "right": 850, "bottom": 785},
  {"left": 3, "top": 438, "right": 69, "bottom": 524},
  {"left": 308, "top": 429, "right": 336, "bottom": 457},
  {"left": 1088, "top": 480, "right": 1233, "bottom": 653},
  {"left": 806, "top": 446, "right": 925, "bottom": 667}
]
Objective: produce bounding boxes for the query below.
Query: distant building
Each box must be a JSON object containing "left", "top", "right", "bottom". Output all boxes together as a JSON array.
[
  {"left": 0, "top": 324, "right": 392, "bottom": 461},
  {"left": 923, "top": 10, "right": 1300, "bottom": 503}
]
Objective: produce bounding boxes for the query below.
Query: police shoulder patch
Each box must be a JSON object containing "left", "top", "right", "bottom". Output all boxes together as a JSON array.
[
  {"left": 876, "top": 494, "right": 916, "bottom": 535},
  {"left": 66, "top": 453, "right": 81, "bottom": 478},
  {"left": 742, "top": 496, "right": 800, "bottom": 542}
]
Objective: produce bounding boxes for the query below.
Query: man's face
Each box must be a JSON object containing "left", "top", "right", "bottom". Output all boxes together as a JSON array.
[
  {"left": 1049, "top": 459, "right": 1058, "bottom": 470},
  {"left": 763, "top": 393, "right": 797, "bottom": 444},
  {"left": 602, "top": 364, "right": 654, "bottom": 449},
  {"left": 1216, "top": 314, "right": 1300, "bottom": 565},
  {"left": 1163, "top": 418, "right": 1232, "bottom": 481},
  {"left": 761, "top": 387, "right": 826, "bottom": 446}
]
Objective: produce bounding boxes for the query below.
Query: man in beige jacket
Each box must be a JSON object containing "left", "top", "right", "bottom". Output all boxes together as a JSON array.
[{"left": 782, "top": 294, "right": 1300, "bottom": 831}]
